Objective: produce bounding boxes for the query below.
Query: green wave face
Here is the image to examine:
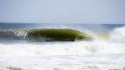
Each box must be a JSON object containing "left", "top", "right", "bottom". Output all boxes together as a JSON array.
[{"left": 26, "top": 29, "right": 92, "bottom": 42}]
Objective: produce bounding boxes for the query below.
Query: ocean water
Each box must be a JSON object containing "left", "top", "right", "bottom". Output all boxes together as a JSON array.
[{"left": 0, "top": 23, "right": 125, "bottom": 70}]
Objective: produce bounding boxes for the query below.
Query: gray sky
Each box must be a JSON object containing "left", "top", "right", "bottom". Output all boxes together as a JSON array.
[{"left": 0, "top": 0, "right": 125, "bottom": 24}]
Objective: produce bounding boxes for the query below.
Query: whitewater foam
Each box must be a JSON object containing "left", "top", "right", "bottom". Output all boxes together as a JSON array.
[
  {"left": 0, "top": 41, "right": 124, "bottom": 57},
  {"left": 0, "top": 41, "right": 125, "bottom": 70},
  {"left": 109, "top": 26, "right": 125, "bottom": 43}
]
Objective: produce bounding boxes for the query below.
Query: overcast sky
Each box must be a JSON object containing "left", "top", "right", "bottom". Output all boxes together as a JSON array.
[{"left": 0, "top": 0, "right": 125, "bottom": 24}]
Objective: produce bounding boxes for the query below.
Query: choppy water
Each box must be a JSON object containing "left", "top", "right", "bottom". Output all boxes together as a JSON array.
[{"left": 0, "top": 23, "right": 125, "bottom": 70}]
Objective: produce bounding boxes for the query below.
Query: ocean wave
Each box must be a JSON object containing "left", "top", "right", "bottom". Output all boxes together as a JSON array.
[
  {"left": 0, "top": 26, "right": 125, "bottom": 43},
  {"left": 0, "top": 24, "right": 125, "bottom": 70},
  {"left": 0, "top": 29, "right": 92, "bottom": 42}
]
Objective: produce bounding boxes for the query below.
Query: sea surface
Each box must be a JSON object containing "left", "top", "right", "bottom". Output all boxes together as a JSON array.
[{"left": 0, "top": 23, "right": 125, "bottom": 70}]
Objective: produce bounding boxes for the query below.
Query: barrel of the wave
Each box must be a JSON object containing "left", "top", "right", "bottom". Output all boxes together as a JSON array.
[{"left": 26, "top": 29, "right": 92, "bottom": 42}]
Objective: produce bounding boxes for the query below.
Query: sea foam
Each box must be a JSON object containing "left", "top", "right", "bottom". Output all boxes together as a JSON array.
[{"left": 109, "top": 26, "right": 125, "bottom": 43}]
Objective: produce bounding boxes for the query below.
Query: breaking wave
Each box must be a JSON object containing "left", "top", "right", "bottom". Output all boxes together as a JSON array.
[
  {"left": 0, "top": 24, "right": 125, "bottom": 70},
  {"left": 0, "top": 26, "right": 125, "bottom": 43},
  {"left": 0, "top": 28, "right": 91, "bottom": 42}
]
